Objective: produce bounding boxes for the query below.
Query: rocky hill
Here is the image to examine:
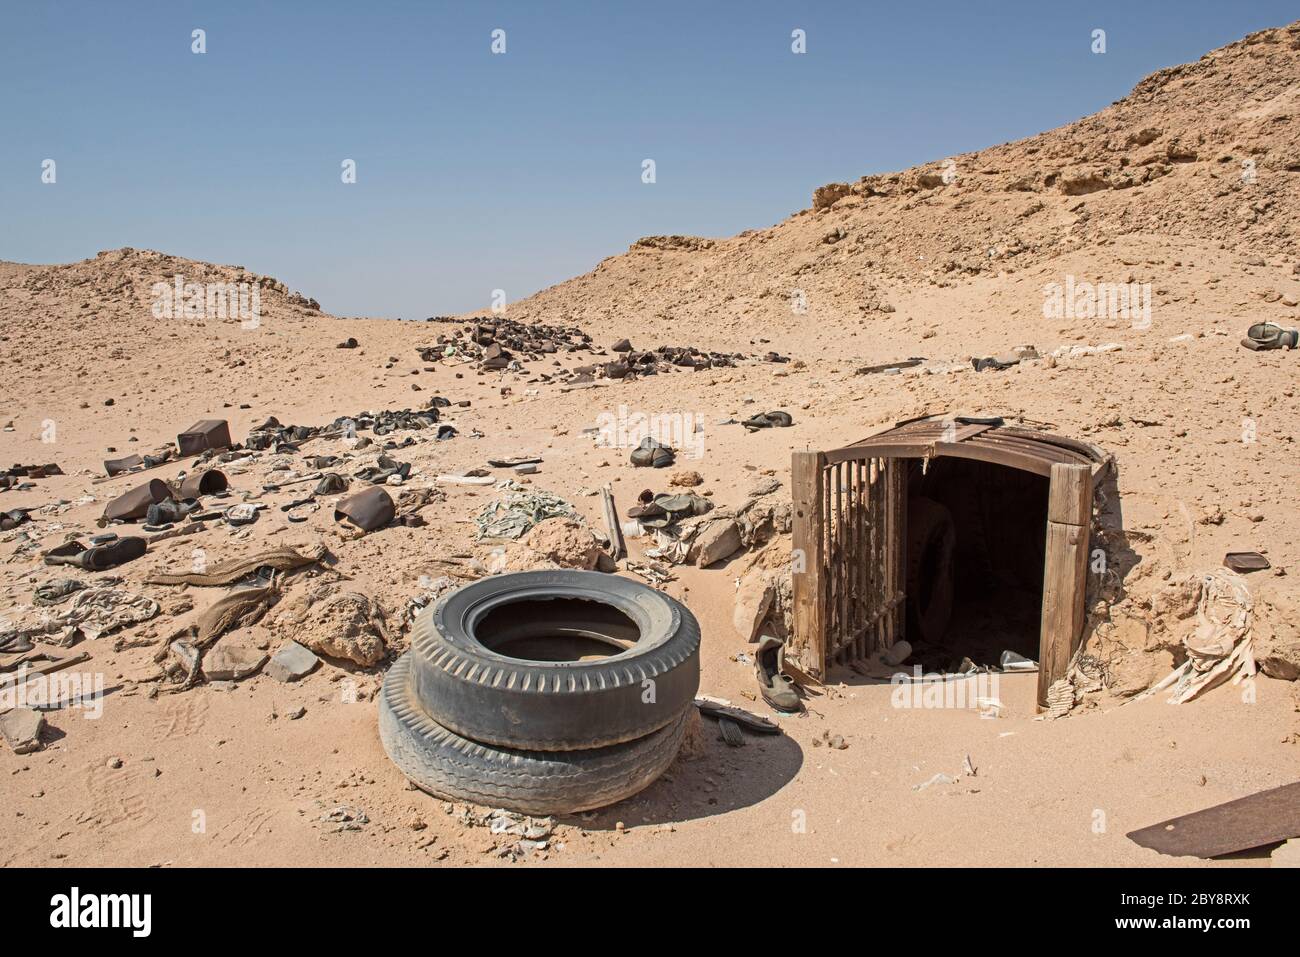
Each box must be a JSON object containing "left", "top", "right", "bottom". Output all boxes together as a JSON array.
[{"left": 497, "top": 22, "right": 1299, "bottom": 356}]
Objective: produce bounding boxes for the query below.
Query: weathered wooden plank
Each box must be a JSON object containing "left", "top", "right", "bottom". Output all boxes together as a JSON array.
[
  {"left": 1048, "top": 460, "right": 1092, "bottom": 525},
  {"left": 1038, "top": 463, "right": 1094, "bottom": 705},
  {"left": 791, "top": 451, "right": 827, "bottom": 678}
]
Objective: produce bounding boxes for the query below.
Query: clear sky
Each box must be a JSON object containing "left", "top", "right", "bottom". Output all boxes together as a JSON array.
[{"left": 1, "top": 1, "right": 1293, "bottom": 318}]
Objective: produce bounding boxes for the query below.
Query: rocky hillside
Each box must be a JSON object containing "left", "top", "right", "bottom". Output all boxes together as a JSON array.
[{"left": 497, "top": 22, "right": 1300, "bottom": 355}]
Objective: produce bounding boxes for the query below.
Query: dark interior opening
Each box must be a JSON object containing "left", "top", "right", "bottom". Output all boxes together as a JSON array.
[
  {"left": 474, "top": 597, "right": 640, "bottom": 662},
  {"left": 904, "top": 457, "right": 1048, "bottom": 671}
]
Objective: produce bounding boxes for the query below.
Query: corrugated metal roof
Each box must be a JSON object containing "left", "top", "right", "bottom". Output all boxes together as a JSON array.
[{"left": 826, "top": 415, "right": 1110, "bottom": 477}]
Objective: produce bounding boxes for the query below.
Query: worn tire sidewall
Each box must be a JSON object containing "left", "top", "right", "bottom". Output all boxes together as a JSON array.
[{"left": 410, "top": 570, "right": 700, "bottom": 750}]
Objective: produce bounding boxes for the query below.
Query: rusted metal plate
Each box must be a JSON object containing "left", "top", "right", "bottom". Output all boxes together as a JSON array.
[
  {"left": 1126, "top": 782, "right": 1300, "bottom": 858},
  {"left": 831, "top": 415, "right": 1107, "bottom": 476}
]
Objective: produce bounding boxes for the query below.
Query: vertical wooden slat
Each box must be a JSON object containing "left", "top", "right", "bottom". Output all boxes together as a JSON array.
[
  {"left": 879, "top": 458, "right": 890, "bottom": 654},
  {"left": 1038, "top": 462, "right": 1093, "bottom": 706},
  {"left": 823, "top": 462, "right": 834, "bottom": 658},
  {"left": 895, "top": 459, "right": 908, "bottom": 648},
  {"left": 847, "top": 459, "right": 857, "bottom": 658},
  {"left": 854, "top": 459, "right": 865, "bottom": 659},
  {"left": 868, "top": 460, "right": 878, "bottom": 655},
  {"left": 865, "top": 459, "right": 874, "bottom": 651},
  {"left": 836, "top": 462, "right": 847, "bottom": 662},
  {"left": 791, "top": 451, "right": 827, "bottom": 679}
]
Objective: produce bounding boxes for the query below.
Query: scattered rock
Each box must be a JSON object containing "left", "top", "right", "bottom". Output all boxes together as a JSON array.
[
  {"left": 733, "top": 571, "right": 776, "bottom": 641},
  {"left": 0, "top": 708, "right": 45, "bottom": 754},
  {"left": 202, "top": 641, "right": 269, "bottom": 681},
  {"left": 691, "top": 519, "right": 742, "bottom": 567},
  {"left": 293, "top": 591, "right": 389, "bottom": 666},
  {"left": 506, "top": 518, "right": 604, "bottom": 571},
  {"left": 266, "top": 641, "right": 321, "bottom": 682}
]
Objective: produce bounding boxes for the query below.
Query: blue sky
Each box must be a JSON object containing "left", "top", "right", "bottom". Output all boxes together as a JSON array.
[{"left": 1, "top": 1, "right": 1293, "bottom": 318}]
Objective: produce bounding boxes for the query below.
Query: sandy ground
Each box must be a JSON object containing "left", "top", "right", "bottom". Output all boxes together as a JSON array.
[
  {"left": 2, "top": 21, "right": 1299, "bottom": 867},
  {"left": 1, "top": 340, "right": 1297, "bottom": 867}
]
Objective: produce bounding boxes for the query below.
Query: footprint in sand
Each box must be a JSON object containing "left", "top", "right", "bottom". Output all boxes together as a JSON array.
[{"left": 78, "top": 762, "right": 157, "bottom": 834}]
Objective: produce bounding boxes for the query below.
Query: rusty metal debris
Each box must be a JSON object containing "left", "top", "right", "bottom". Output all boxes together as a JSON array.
[{"left": 1126, "top": 782, "right": 1300, "bottom": 858}]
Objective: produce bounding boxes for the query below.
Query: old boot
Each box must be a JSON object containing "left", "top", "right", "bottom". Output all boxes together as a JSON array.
[{"left": 755, "top": 635, "right": 801, "bottom": 713}]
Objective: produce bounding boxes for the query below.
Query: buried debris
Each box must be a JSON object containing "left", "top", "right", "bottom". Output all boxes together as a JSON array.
[
  {"left": 334, "top": 485, "right": 396, "bottom": 533},
  {"left": 102, "top": 479, "right": 173, "bottom": 523},
  {"left": 275, "top": 588, "right": 390, "bottom": 666},
  {"left": 1133, "top": 568, "right": 1254, "bottom": 705},
  {"left": 202, "top": 641, "right": 268, "bottom": 681},
  {"left": 599, "top": 485, "right": 626, "bottom": 561},
  {"left": 741, "top": 410, "right": 794, "bottom": 431},
  {"left": 971, "top": 345, "right": 1039, "bottom": 372},
  {"left": 156, "top": 583, "right": 280, "bottom": 690},
  {"left": 475, "top": 489, "right": 578, "bottom": 541},
  {"left": 147, "top": 544, "right": 325, "bottom": 586},
  {"left": 4, "top": 587, "right": 158, "bottom": 648},
  {"left": 1126, "top": 781, "right": 1300, "bottom": 859},
  {"left": 694, "top": 697, "right": 780, "bottom": 734}
]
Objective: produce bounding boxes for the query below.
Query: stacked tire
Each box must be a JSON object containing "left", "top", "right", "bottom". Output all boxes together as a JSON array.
[{"left": 378, "top": 570, "right": 701, "bottom": 815}]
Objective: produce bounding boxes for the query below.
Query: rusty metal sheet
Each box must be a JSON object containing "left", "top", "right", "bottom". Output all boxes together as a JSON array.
[
  {"left": 1126, "top": 782, "right": 1300, "bottom": 858},
  {"left": 833, "top": 415, "right": 1107, "bottom": 476}
]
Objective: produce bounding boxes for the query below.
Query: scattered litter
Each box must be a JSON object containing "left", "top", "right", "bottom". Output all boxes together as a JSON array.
[
  {"left": 436, "top": 474, "right": 496, "bottom": 486},
  {"left": 718, "top": 717, "right": 746, "bottom": 747},
  {"left": 334, "top": 485, "right": 396, "bottom": 533},
  {"left": 629, "top": 436, "right": 674, "bottom": 468},
  {"left": 1049, "top": 341, "right": 1122, "bottom": 360},
  {"left": 1224, "top": 551, "right": 1270, "bottom": 573},
  {"left": 1240, "top": 322, "right": 1298, "bottom": 351},
  {"left": 999, "top": 650, "right": 1038, "bottom": 672},
  {"left": 148, "top": 544, "right": 324, "bottom": 586},
  {"left": 741, "top": 410, "right": 794, "bottom": 431},
  {"left": 2, "top": 587, "right": 159, "bottom": 647},
  {"left": 856, "top": 357, "right": 925, "bottom": 375},
  {"left": 1126, "top": 781, "right": 1300, "bottom": 858},
  {"left": 475, "top": 489, "right": 578, "bottom": 540},
  {"left": 1134, "top": 568, "right": 1254, "bottom": 705},
  {"left": 694, "top": 697, "right": 780, "bottom": 734},
  {"left": 913, "top": 773, "right": 955, "bottom": 791},
  {"left": 971, "top": 345, "right": 1038, "bottom": 372}
]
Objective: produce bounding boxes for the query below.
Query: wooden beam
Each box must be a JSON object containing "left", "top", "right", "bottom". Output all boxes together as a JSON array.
[
  {"left": 1038, "top": 463, "right": 1093, "bottom": 706},
  {"left": 791, "top": 451, "right": 827, "bottom": 679}
]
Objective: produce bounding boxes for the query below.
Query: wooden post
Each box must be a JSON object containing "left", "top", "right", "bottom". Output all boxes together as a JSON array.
[
  {"left": 1038, "top": 463, "right": 1093, "bottom": 706},
  {"left": 791, "top": 451, "right": 827, "bottom": 679}
]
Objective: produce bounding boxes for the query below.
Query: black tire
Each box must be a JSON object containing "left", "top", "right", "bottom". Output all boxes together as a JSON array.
[
  {"left": 409, "top": 570, "right": 700, "bottom": 751},
  {"left": 906, "top": 497, "right": 956, "bottom": 644},
  {"left": 379, "top": 654, "right": 689, "bottom": 815}
]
